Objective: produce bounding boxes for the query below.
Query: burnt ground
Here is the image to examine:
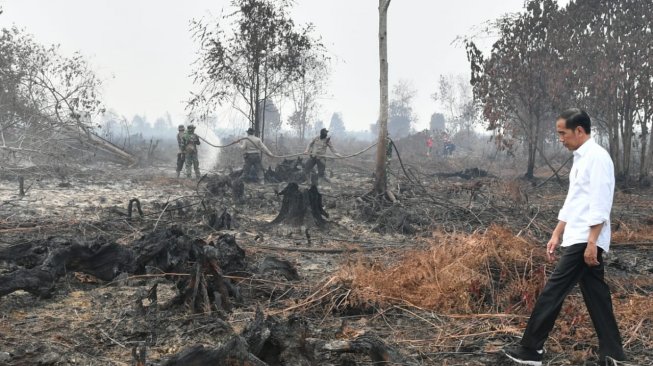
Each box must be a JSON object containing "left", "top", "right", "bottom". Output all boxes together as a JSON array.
[{"left": 0, "top": 154, "right": 652, "bottom": 366}]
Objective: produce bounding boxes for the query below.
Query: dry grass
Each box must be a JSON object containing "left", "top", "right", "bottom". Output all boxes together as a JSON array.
[
  {"left": 330, "top": 225, "right": 549, "bottom": 314},
  {"left": 612, "top": 218, "right": 653, "bottom": 243},
  {"left": 308, "top": 225, "right": 653, "bottom": 359}
]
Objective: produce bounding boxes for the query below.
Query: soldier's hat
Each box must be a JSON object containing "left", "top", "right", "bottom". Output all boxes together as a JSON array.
[
  {"left": 246, "top": 127, "right": 255, "bottom": 134},
  {"left": 178, "top": 125, "right": 185, "bottom": 131},
  {"left": 187, "top": 124, "right": 195, "bottom": 130}
]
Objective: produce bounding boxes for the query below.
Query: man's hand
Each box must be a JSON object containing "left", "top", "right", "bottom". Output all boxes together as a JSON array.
[
  {"left": 584, "top": 243, "right": 600, "bottom": 267},
  {"left": 303, "top": 150, "right": 309, "bottom": 155},
  {"left": 546, "top": 236, "right": 559, "bottom": 262}
]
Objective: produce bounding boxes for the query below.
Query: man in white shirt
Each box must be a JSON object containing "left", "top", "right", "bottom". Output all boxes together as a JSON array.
[
  {"left": 504, "top": 109, "right": 625, "bottom": 366},
  {"left": 304, "top": 128, "right": 342, "bottom": 183},
  {"left": 240, "top": 127, "right": 273, "bottom": 184}
]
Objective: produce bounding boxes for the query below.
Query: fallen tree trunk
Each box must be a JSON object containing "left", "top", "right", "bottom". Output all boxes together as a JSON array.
[
  {"left": 0, "top": 242, "right": 135, "bottom": 298},
  {"left": 161, "top": 337, "right": 267, "bottom": 366}
]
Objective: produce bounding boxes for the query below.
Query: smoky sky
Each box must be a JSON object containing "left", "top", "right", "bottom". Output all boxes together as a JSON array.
[{"left": 1, "top": 0, "right": 543, "bottom": 132}]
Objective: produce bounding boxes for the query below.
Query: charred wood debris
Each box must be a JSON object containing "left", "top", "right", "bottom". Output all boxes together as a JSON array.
[{"left": 1, "top": 157, "right": 652, "bottom": 366}]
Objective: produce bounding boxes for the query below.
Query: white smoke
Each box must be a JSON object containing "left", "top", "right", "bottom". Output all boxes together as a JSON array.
[{"left": 195, "top": 124, "right": 220, "bottom": 173}]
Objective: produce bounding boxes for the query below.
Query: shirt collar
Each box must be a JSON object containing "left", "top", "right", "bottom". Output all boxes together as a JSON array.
[{"left": 573, "top": 137, "right": 594, "bottom": 159}]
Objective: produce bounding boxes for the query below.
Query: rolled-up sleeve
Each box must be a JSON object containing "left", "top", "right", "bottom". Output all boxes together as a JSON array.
[
  {"left": 587, "top": 155, "right": 614, "bottom": 226},
  {"left": 557, "top": 201, "right": 570, "bottom": 222}
]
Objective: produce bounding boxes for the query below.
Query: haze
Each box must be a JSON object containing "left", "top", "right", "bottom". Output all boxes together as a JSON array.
[{"left": 1, "top": 0, "right": 531, "bottom": 132}]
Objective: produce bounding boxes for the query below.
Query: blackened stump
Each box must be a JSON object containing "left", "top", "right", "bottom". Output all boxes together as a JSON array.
[{"left": 270, "top": 183, "right": 328, "bottom": 228}]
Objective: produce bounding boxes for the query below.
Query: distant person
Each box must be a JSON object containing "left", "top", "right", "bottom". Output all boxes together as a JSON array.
[
  {"left": 239, "top": 127, "right": 273, "bottom": 184},
  {"left": 442, "top": 132, "right": 455, "bottom": 156},
  {"left": 182, "top": 124, "right": 201, "bottom": 179},
  {"left": 175, "top": 125, "right": 185, "bottom": 178},
  {"left": 503, "top": 109, "right": 625, "bottom": 366},
  {"left": 426, "top": 135, "right": 433, "bottom": 156},
  {"left": 304, "top": 128, "right": 342, "bottom": 183}
]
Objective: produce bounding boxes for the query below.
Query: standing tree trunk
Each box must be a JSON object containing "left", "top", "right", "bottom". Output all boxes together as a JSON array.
[
  {"left": 639, "top": 114, "right": 649, "bottom": 184},
  {"left": 644, "top": 108, "right": 653, "bottom": 185},
  {"left": 253, "top": 57, "right": 261, "bottom": 137},
  {"left": 374, "top": 0, "right": 391, "bottom": 195}
]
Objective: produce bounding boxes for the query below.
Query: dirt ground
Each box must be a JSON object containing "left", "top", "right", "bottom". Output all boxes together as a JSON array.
[{"left": 1, "top": 152, "right": 652, "bottom": 366}]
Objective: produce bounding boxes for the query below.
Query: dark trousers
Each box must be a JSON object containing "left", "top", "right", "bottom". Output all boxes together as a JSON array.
[
  {"left": 521, "top": 243, "right": 625, "bottom": 360},
  {"left": 176, "top": 153, "right": 185, "bottom": 173},
  {"left": 185, "top": 152, "right": 200, "bottom": 178},
  {"left": 304, "top": 156, "right": 326, "bottom": 177},
  {"left": 241, "top": 153, "right": 264, "bottom": 182}
]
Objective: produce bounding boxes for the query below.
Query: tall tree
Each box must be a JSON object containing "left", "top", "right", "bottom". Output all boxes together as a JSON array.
[
  {"left": 259, "top": 98, "right": 281, "bottom": 141},
  {"left": 467, "top": 0, "right": 560, "bottom": 178},
  {"left": 188, "top": 0, "right": 323, "bottom": 138},
  {"left": 287, "top": 53, "right": 329, "bottom": 143},
  {"left": 0, "top": 26, "right": 103, "bottom": 164},
  {"left": 374, "top": 0, "right": 391, "bottom": 195},
  {"left": 328, "top": 112, "right": 346, "bottom": 137},
  {"left": 430, "top": 113, "right": 446, "bottom": 132},
  {"left": 431, "top": 74, "right": 477, "bottom": 135},
  {"left": 560, "top": 0, "right": 653, "bottom": 182},
  {"left": 388, "top": 80, "right": 417, "bottom": 138}
]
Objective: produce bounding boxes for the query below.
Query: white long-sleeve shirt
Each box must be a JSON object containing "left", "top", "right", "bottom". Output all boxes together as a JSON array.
[
  {"left": 558, "top": 138, "right": 615, "bottom": 252},
  {"left": 240, "top": 135, "right": 273, "bottom": 156}
]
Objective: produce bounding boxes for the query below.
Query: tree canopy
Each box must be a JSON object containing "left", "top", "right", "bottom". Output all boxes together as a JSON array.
[
  {"left": 188, "top": 0, "right": 325, "bottom": 139},
  {"left": 467, "top": 0, "right": 653, "bottom": 182}
]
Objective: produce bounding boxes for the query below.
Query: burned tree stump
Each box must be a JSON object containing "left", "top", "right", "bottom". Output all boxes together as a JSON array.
[
  {"left": 208, "top": 208, "right": 234, "bottom": 230},
  {"left": 270, "top": 183, "right": 328, "bottom": 228},
  {"left": 242, "top": 309, "right": 315, "bottom": 366},
  {"left": 265, "top": 157, "right": 306, "bottom": 183},
  {"left": 163, "top": 234, "right": 246, "bottom": 314},
  {"left": 206, "top": 174, "right": 244, "bottom": 200}
]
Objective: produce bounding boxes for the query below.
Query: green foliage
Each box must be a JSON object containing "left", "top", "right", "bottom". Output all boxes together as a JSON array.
[
  {"left": 466, "top": 0, "right": 653, "bottom": 180},
  {"left": 188, "top": 0, "right": 324, "bottom": 138}
]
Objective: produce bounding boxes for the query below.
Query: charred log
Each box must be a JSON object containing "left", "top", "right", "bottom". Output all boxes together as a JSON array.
[
  {"left": 161, "top": 337, "right": 267, "bottom": 366},
  {"left": 0, "top": 241, "right": 135, "bottom": 298},
  {"left": 0, "top": 229, "right": 247, "bottom": 304},
  {"left": 435, "top": 167, "right": 491, "bottom": 180},
  {"left": 132, "top": 227, "right": 192, "bottom": 274}
]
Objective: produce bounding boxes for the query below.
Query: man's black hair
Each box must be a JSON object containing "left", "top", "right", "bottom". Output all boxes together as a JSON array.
[{"left": 558, "top": 108, "right": 591, "bottom": 134}]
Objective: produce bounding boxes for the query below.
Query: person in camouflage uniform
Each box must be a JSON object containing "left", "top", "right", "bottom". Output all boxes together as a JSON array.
[
  {"left": 303, "top": 128, "right": 342, "bottom": 183},
  {"left": 176, "top": 125, "right": 185, "bottom": 178},
  {"left": 183, "top": 124, "right": 201, "bottom": 179}
]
